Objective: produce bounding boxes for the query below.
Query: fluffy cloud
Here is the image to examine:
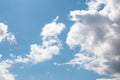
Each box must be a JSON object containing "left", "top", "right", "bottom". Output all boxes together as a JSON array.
[
  {"left": 28, "top": 17, "right": 65, "bottom": 63},
  {"left": 28, "top": 44, "right": 60, "bottom": 63},
  {"left": 66, "top": 0, "right": 120, "bottom": 79},
  {"left": 0, "top": 23, "right": 8, "bottom": 42},
  {"left": 15, "top": 17, "right": 65, "bottom": 63},
  {"left": 0, "top": 60, "right": 15, "bottom": 80},
  {"left": 0, "top": 23, "right": 16, "bottom": 44},
  {"left": 41, "top": 21, "right": 65, "bottom": 39}
]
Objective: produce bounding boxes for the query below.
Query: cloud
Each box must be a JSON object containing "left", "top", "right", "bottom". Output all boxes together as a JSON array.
[
  {"left": 0, "top": 60, "right": 15, "bottom": 80},
  {"left": 0, "top": 23, "right": 16, "bottom": 44},
  {"left": 66, "top": 0, "right": 120, "bottom": 78},
  {"left": 28, "top": 17, "right": 65, "bottom": 63},
  {"left": 6, "top": 32, "right": 16, "bottom": 44},
  {"left": 0, "top": 23, "right": 8, "bottom": 42},
  {"left": 41, "top": 17, "right": 65, "bottom": 39},
  {"left": 14, "top": 16, "right": 65, "bottom": 63},
  {"left": 0, "top": 54, "right": 3, "bottom": 58},
  {"left": 66, "top": 52, "right": 94, "bottom": 66},
  {"left": 27, "top": 44, "right": 60, "bottom": 63}
]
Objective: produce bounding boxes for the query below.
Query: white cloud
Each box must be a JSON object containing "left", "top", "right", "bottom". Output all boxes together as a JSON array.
[
  {"left": 100, "top": 0, "right": 120, "bottom": 21},
  {"left": 67, "top": 52, "right": 94, "bottom": 66},
  {"left": 66, "top": 0, "right": 120, "bottom": 78},
  {"left": 0, "top": 23, "right": 16, "bottom": 44},
  {"left": 28, "top": 44, "right": 60, "bottom": 63},
  {"left": 14, "top": 16, "right": 65, "bottom": 63},
  {"left": 14, "top": 56, "right": 30, "bottom": 63},
  {"left": 0, "top": 54, "right": 3, "bottom": 58},
  {"left": 0, "top": 60, "right": 15, "bottom": 80},
  {"left": 41, "top": 18, "right": 65, "bottom": 39},
  {"left": 0, "top": 23, "right": 8, "bottom": 42},
  {"left": 27, "top": 17, "right": 65, "bottom": 63},
  {"left": 53, "top": 16, "right": 59, "bottom": 22},
  {"left": 6, "top": 32, "right": 16, "bottom": 44},
  {"left": 86, "top": 0, "right": 105, "bottom": 11}
]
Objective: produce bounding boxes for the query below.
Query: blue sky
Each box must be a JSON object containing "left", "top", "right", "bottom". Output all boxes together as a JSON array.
[{"left": 0, "top": 0, "right": 120, "bottom": 80}]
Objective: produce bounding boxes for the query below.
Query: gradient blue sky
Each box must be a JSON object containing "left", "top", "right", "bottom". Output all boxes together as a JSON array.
[{"left": 0, "top": 0, "right": 119, "bottom": 80}]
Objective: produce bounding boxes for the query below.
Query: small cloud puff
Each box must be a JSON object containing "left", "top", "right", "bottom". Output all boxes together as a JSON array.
[{"left": 0, "top": 23, "right": 16, "bottom": 44}]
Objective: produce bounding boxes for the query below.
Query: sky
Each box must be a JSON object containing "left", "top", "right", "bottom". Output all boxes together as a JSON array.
[{"left": 0, "top": 0, "right": 120, "bottom": 80}]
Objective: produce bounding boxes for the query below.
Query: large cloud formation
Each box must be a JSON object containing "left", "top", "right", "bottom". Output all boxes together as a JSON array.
[{"left": 66, "top": 0, "right": 120, "bottom": 79}]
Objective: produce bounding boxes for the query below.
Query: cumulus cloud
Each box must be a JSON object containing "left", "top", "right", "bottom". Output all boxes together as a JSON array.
[
  {"left": 41, "top": 17, "right": 65, "bottom": 39},
  {"left": 27, "top": 17, "right": 65, "bottom": 63},
  {"left": 27, "top": 44, "right": 60, "bottom": 63},
  {"left": 14, "top": 16, "right": 65, "bottom": 63},
  {"left": 66, "top": 0, "right": 120, "bottom": 78},
  {"left": 0, "top": 23, "right": 16, "bottom": 44},
  {"left": 0, "top": 60, "right": 15, "bottom": 80}
]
